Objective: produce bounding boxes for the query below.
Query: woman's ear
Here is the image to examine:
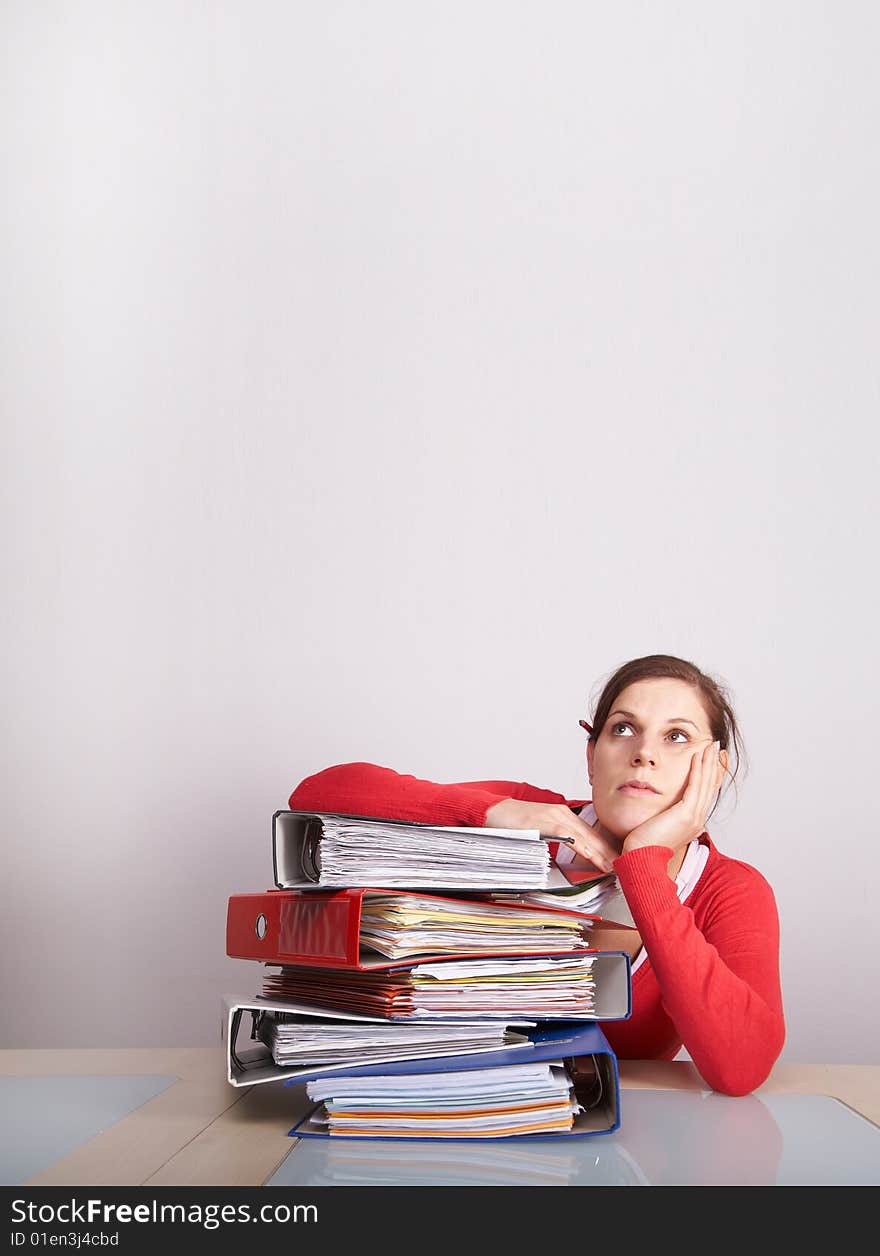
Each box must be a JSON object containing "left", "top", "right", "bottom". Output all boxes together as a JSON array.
[{"left": 587, "top": 738, "right": 594, "bottom": 785}]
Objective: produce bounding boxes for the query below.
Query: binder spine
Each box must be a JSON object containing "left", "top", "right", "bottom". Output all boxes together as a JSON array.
[
  {"left": 273, "top": 810, "right": 325, "bottom": 888},
  {"left": 226, "top": 891, "right": 362, "bottom": 966}
]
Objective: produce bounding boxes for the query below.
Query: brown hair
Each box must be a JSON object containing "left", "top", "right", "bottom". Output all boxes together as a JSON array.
[{"left": 585, "top": 654, "right": 746, "bottom": 818}]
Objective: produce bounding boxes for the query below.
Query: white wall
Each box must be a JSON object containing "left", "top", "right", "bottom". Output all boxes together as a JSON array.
[{"left": 2, "top": 1, "right": 877, "bottom": 1062}]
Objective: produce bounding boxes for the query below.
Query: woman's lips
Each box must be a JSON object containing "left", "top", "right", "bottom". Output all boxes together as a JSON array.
[{"left": 618, "top": 784, "right": 659, "bottom": 796}]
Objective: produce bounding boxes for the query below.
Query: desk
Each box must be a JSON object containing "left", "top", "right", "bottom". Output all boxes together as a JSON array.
[{"left": 2, "top": 1049, "right": 878, "bottom": 1187}]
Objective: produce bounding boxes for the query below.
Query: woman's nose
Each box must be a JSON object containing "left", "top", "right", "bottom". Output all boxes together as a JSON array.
[{"left": 632, "top": 745, "right": 657, "bottom": 766}]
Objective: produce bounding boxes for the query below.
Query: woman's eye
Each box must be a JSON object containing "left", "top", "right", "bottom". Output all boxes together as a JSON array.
[{"left": 611, "top": 722, "right": 690, "bottom": 742}]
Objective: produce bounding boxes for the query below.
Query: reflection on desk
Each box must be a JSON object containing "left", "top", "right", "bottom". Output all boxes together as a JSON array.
[
  {"left": 269, "top": 1137, "right": 647, "bottom": 1187},
  {"left": 0, "top": 1075, "right": 178, "bottom": 1188},
  {"left": 266, "top": 1089, "right": 880, "bottom": 1187}
]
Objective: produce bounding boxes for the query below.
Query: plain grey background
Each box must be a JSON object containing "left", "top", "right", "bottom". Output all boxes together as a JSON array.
[{"left": 2, "top": 1, "right": 878, "bottom": 1063}]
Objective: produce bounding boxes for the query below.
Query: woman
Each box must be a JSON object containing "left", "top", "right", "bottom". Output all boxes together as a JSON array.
[{"left": 289, "top": 654, "right": 785, "bottom": 1096}]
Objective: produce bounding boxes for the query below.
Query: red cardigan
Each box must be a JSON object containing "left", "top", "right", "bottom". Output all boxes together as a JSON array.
[{"left": 288, "top": 761, "right": 785, "bottom": 1096}]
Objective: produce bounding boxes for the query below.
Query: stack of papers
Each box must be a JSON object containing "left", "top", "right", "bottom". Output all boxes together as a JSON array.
[
  {"left": 291, "top": 812, "right": 552, "bottom": 889},
  {"left": 494, "top": 875, "right": 637, "bottom": 928},
  {"left": 262, "top": 954, "right": 600, "bottom": 1019},
  {"left": 260, "top": 1019, "right": 531, "bottom": 1067},
  {"left": 303, "top": 1059, "right": 580, "bottom": 1138},
  {"left": 358, "top": 893, "right": 589, "bottom": 958}
]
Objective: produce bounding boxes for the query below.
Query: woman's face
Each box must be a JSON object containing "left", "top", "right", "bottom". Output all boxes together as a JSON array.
[{"left": 587, "top": 677, "right": 726, "bottom": 840}]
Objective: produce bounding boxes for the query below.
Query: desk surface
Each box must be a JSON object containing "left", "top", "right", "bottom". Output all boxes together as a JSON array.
[{"left": 2, "top": 1048, "right": 878, "bottom": 1187}]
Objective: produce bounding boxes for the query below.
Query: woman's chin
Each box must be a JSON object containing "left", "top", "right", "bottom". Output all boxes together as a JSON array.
[{"left": 598, "top": 794, "right": 663, "bottom": 836}]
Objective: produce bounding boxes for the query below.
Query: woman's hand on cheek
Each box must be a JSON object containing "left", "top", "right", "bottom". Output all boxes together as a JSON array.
[{"left": 621, "top": 740, "right": 722, "bottom": 857}]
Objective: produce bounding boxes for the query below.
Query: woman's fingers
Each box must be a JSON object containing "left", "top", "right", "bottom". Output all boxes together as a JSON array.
[
  {"left": 689, "top": 740, "right": 720, "bottom": 832},
  {"left": 525, "top": 805, "right": 615, "bottom": 869},
  {"left": 702, "top": 740, "right": 722, "bottom": 823},
  {"left": 561, "top": 815, "right": 616, "bottom": 872},
  {"left": 484, "top": 798, "right": 616, "bottom": 873},
  {"left": 678, "top": 746, "right": 705, "bottom": 832}
]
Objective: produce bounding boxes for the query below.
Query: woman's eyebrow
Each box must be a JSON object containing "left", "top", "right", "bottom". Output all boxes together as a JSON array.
[{"left": 610, "top": 709, "right": 701, "bottom": 730}]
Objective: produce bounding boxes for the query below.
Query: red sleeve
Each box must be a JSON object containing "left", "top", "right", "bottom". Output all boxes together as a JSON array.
[
  {"left": 288, "top": 762, "right": 579, "bottom": 828},
  {"left": 613, "top": 845, "right": 785, "bottom": 1096}
]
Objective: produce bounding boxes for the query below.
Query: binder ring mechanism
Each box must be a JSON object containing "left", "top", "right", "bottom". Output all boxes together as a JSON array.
[
  {"left": 300, "top": 818, "right": 323, "bottom": 883},
  {"left": 568, "top": 1053, "right": 604, "bottom": 1110}
]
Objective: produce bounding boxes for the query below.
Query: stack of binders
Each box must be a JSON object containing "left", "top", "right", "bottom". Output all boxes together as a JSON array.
[{"left": 225, "top": 807, "right": 635, "bottom": 1140}]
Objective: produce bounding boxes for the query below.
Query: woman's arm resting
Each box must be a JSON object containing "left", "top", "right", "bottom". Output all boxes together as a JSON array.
[
  {"left": 288, "top": 761, "right": 569, "bottom": 828},
  {"left": 614, "top": 846, "right": 785, "bottom": 1096},
  {"left": 288, "top": 762, "right": 617, "bottom": 864}
]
